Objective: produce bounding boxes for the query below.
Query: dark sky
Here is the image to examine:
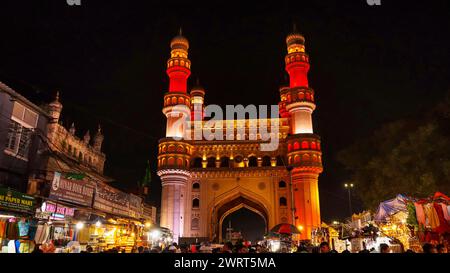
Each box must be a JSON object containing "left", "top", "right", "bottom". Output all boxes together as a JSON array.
[{"left": 0, "top": 0, "right": 449, "bottom": 224}]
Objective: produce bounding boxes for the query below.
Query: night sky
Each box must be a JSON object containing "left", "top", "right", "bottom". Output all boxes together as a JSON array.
[{"left": 1, "top": 0, "right": 449, "bottom": 227}]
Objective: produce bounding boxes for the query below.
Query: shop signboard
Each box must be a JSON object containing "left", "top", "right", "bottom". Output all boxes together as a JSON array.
[
  {"left": 128, "top": 194, "right": 143, "bottom": 219},
  {"left": 93, "top": 183, "right": 130, "bottom": 217},
  {"left": 41, "top": 202, "right": 75, "bottom": 219},
  {"left": 49, "top": 172, "right": 95, "bottom": 207},
  {"left": 0, "top": 187, "right": 35, "bottom": 213}
]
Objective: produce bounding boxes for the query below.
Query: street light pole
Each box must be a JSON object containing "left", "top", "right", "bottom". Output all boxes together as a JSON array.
[{"left": 344, "top": 183, "right": 354, "bottom": 217}]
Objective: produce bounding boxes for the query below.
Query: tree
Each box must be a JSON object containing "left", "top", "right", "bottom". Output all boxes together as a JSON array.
[{"left": 337, "top": 92, "right": 450, "bottom": 209}]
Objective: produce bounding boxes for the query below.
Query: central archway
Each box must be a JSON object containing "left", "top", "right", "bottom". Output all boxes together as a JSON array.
[
  {"left": 221, "top": 207, "right": 266, "bottom": 243},
  {"left": 214, "top": 195, "right": 269, "bottom": 243}
]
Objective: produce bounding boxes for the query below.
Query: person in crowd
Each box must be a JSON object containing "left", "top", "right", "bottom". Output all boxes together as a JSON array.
[
  {"left": 168, "top": 245, "right": 177, "bottom": 253},
  {"left": 379, "top": 243, "right": 390, "bottom": 253},
  {"left": 296, "top": 244, "right": 309, "bottom": 253},
  {"left": 405, "top": 249, "right": 415, "bottom": 253},
  {"left": 330, "top": 249, "right": 338, "bottom": 253},
  {"left": 255, "top": 245, "right": 263, "bottom": 253},
  {"left": 137, "top": 246, "right": 144, "bottom": 253},
  {"left": 143, "top": 247, "right": 150, "bottom": 253},
  {"left": 319, "top": 242, "right": 330, "bottom": 253},
  {"left": 237, "top": 245, "right": 249, "bottom": 253},
  {"left": 32, "top": 244, "right": 43, "bottom": 253},
  {"left": 341, "top": 249, "right": 351, "bottom": 253},
  {"left": 86, "top": 246, "right": 93, "bottom": 253},
  {"left": 221, "top": 242, "right": 233, "bottom": 253},
  {"left": 423, "top": 243, "right": 438, "bottom": 253},
  {"left": 436, "top": 244, "right": 448, "bottom": 253}
]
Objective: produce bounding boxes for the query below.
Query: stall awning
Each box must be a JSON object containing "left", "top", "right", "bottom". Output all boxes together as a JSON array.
[{"left": 374, "top": 194, "right": 409, "bottom": 222}]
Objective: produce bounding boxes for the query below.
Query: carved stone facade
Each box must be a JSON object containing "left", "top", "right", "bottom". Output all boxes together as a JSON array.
[
  {"left": 157, "top": 29, "right": 323, "bottom": 242},
  {"left": 44, "top": 93, "right": 106, "bottom": 179}
]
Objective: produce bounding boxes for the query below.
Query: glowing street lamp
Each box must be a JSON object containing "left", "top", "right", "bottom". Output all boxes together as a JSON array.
[{"left": 344, "top": 183, "right": 354, "bottom": 217}]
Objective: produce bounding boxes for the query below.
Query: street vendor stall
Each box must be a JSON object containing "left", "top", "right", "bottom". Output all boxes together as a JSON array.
[
  {"left": 0, "top": 187, "right": 37, "bottom": 253},
  {"left": 374, "top": 192, "right": 450, "bottom": 252}
]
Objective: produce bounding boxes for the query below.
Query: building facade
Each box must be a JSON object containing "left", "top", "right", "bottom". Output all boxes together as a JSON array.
[
  {"left": 0, "top": 82, "right": 50, "bottom": 194},
  {"left": 157, "top": 29, "right": 323, "bottom": 242}
]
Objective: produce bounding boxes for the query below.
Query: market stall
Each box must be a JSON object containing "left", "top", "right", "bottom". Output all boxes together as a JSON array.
[
  {"left": 0, "top": 187, "right": 37, "bottom": 253},
  {"left": 374, "top": 192, "right": 450, "bottom": 252}
]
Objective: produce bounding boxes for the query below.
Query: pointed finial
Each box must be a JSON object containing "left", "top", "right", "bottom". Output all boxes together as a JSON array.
[
  {"left": 179, "top": 27, "right": 182, "bottom": 36},
  {"left": 196, "top": 77, "right": 200, "bottom": 86},
  {"left": 55, "top": 91, "right": 60, "bottom": 102},
  {"left": 69, "top": 122, "right": 76, "bottom": 134},
  {"left": 97, "top": 124, "right": 102, "bottom": 134},
  {"left": 293, "top": 23, "right": 297, "bottom": 33}
]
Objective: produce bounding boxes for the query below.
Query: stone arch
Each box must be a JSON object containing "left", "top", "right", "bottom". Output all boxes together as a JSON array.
[
  {"left": 207, "top": 157, "right": 216, "bottom": 168},
  {"left": 220, "top": 156, "right": 230, "bottom": 168},
  {"left": 262, "top": 155, "right": 271, "bottom": 167},
  {"left": 191, "top": 157, "right": 203, "bottom": 168},
  {"left": 210, "top": 189, "right": 271, "bottom": 243},
  {"left": 248, "top": 156, "right": 258, "bottom": 167}
]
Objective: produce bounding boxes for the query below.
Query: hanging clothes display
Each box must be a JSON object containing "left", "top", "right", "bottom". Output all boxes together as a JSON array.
[
  {"left": 433, "top": 203, "right": 450, "bottom": 233},
  {"left": 414, "top": 203, "right": 426, "bottom": 227},
  {"left": 0, "top": 220, "right": 6, "bottom": 238},
  {"left": 7, "top": 239, "right": 16, "bottom": 253},
  {"left": 18, "top": 219, "right": 30, "bottom": 237},
  {"left": 441, "top": 203, "right": 450, "bottom": 222},
  {"left": 6, "top": 221, "right": 19, "bottom": 240},
  {"left": 406, "top": 202, "right": 418, "bottom": 227},
  {"left": 423, "top": 203, "right": 440, "bottom": 229}
]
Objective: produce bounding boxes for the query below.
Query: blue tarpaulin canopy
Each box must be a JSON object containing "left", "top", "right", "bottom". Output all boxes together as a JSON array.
[{"left": 374, "top": 194, "right": 410, "bottom": 222}]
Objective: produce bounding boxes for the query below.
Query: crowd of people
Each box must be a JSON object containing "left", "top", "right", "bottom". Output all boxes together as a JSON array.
[{"left": 29, "top": 240, "right": 448, "bottom": 253}]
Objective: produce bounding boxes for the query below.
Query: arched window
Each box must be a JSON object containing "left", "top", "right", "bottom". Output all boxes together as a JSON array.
[
  {"left": 168, "top": 157, "right": 175, "bottom": 166},
  {"left": 172, "top": 97, "right": 177, "bottom": 105},
  {"left": 191, "top": 157, "right": 203, "bottom": 168},
  {"left": 220, "top": 157, "right": 230, "bottom": 168},
  {"left": 79, "top": 152, "right": 83, "bottom": 161},
  {"left": 177, "top": 145, "right": 184, "bottom": 153},
  {"left": 303, "top": 154, "right": 310, "bottom": 161},
  {"left": 293, "top": 142, "right": 300, "bottom": 150},
  {"left": 248, "top": 156, "right": 258, "bottom": 167},
  {"left": 207, "top": 157, "right": 216, "bottom": 168},
  {"left": 191, "top": 218, "right": 199, "bottom": 230},
  {"left": 192, "top": 183, "right": 200, "bottom": 190},
  {"left": 276, "top": 156, "right": 284, "bottom": 166},
  {"left": 279, "top": 197, "right": 287, "bottom": 207},
  {"left": 301, "top": 141, "right": 309, "bottom": 149},
  {"left": 177, "top": 158, "right": 184, "bottom": 167},
  {"left": 279, "top": 181, "right": 287, "bottom": 188},
  {"left": 262, "top": 156, "right": 271, "bottom": 167},
  {"left": 311, "top": 142, "right": 317, "bottom": 150},
  {"left": 294, "top": 155, "right": 300, "bottom": 164},
  {"left": 192, "top": 198, "right": 200, "bottom": 208},
  {"left": 168, "top": 145, "right": 175, "bottom": 152},
  {"left": 287, "top": 143, "right": 292, "bottom": 152}
]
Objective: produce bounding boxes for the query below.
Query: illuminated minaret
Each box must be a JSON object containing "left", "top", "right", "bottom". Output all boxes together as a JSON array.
[
  {"left": 282, "top": 26, "right": 323, "bottom": 240},
  {"left": 163, "top": 28, "right": 192, "bottom": 138},
  {"left": 158, "top": 30, "right": 193, "bottom": 242}
]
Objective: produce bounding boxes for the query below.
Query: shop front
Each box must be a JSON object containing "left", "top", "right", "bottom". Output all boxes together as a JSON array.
[{"left": 0, "top": 187, "right": 37, "bottom": 253}]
